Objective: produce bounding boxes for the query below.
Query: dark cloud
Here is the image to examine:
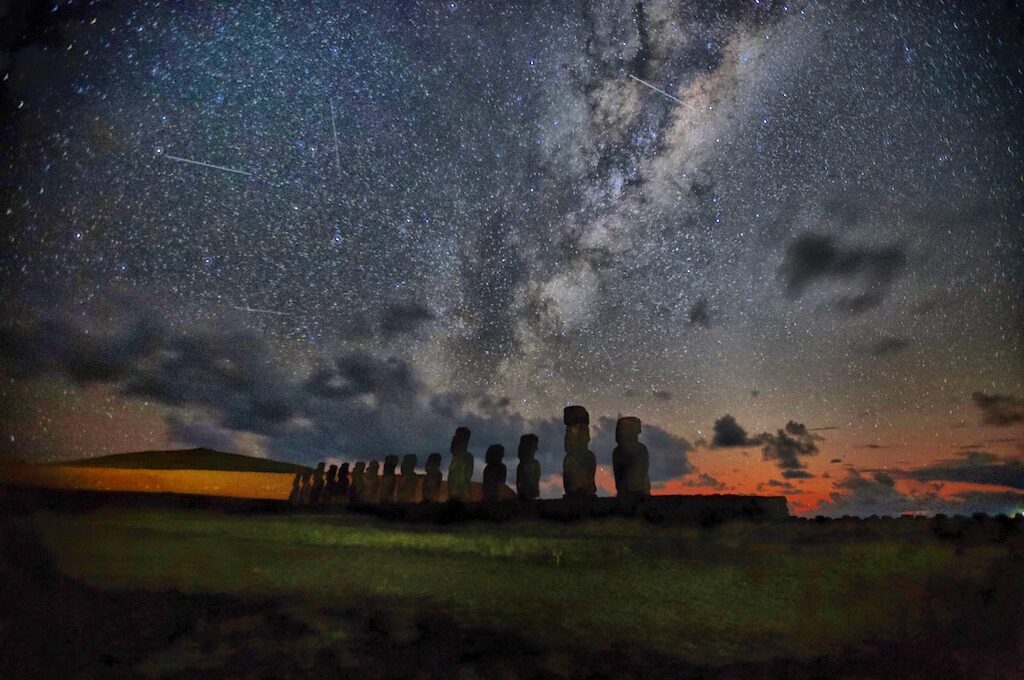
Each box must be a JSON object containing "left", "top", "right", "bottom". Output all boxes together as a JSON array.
[
  {"left": 651, "top": 390, "right": 673, "bottom": 401},
  {"left": 780, "top": 233, "right": 906, "bottom": 314},
  {"left": 760, "top": 421, "right": 820, "bottom": 470},
  {"left": 782, "top": 469, "right": 814, "bottom": 480},
  {"left": 688, "top": 298, "right": 710, "bottom": 327},
  {"left": 972, "top": 391, "right": 1024, "bottom": 426},
  {"left": 679, "top": 472, "right": 726, "bottom": 490},
  {"left": 710, "top": 414, "right": 759, "bottom": 448},
  {"left": 815, "top": 468, "right": 1024, "bottom": 518},
  {"left": 869, "top": 336, "right": 910, "bottom": 357},
  {"left": 830, "top": 458, "right": 843, "bottom": 463},
  {"left": 0, "top": 306, "right": 697, "bottom": 489},
  {"left": 380, "top": 302, "right": 436, "bottom": 338},
  {"left": 901, "top": 451, "right": 1024, "bottom": 490}
]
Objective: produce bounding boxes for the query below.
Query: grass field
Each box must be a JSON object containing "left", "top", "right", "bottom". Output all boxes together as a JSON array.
[{"left": 16, "top": 504, "right": 1022, "bottom": 678}]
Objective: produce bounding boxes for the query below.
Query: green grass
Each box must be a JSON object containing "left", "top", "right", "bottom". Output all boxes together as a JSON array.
[
  {"left": 30, "top": 508, "right": 1013, "bottom": 666},
  {"left": 48, "top": 447, "right": 310, "bottom": 474}
]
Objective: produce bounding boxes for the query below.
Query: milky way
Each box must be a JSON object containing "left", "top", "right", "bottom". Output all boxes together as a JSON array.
[{"left": 2, "top": 1, "right": 1022, "bottom": 514}]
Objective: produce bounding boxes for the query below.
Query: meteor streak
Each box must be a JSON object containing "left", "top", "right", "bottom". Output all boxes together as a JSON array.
[
  {"left": 160, "top": 152, "right": 251, "bottom": 176},
  {"left": 628, "top": 74, "right": 697, "bottom": 111}
]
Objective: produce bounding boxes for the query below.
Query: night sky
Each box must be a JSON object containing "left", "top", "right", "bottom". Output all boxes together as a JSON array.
[{"left": 2, "top": 0, "right": 1022, "bottom": 515}]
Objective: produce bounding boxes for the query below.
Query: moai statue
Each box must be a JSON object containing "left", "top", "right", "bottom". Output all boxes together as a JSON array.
[
  {"left": 288, "top": 471, "right": 303, "bottom": 505},
  {"left": 380, "top": 455, "right": 399, "bottom": 504},
  {"left": 310, "top": 462, "right": 326, "bottom": 505},
  {"left": 298, "top": 470, "right": 314, "bottom": 505},
  {"left": 446, "top": 427, "right": 474, "bottom": 502},
  {"left": 397, "top": 454, "right": 420, "bottom": 503},
  {"left": 482, "top": 444, "right": 507, "bottom": 502},
  {"left": 613, "top": 416, "right": 650, "bottom": 499},
  {"left": 422, "top": 452, "right": 443, "bottom": 502},
  {"left": 348, "top": 462, "right": 366, "bottom": 504},
  {"left": 516, "top": 434, "right": 541, "bottom": 501},
  {"left": 324, "top": 464, "right": 338, "bottom": 504},
  {"left": 562, "top": 405, "right": 597, "bottom": 499},
  {"left": 335, "top": 463, "right": 351, "bottom": 504},
  {"left": 364, "top": 460, "right": 381, "bottom": 504}
]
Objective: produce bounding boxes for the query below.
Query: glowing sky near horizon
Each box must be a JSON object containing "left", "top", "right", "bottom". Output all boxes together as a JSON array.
[{"left": 1, "top": 0, "right": 1022, "bottom": 515}]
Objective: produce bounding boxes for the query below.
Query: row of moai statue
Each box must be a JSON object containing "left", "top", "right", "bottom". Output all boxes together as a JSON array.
[{"left": 288, "top": 406, "right": 651, "bottom": 505}]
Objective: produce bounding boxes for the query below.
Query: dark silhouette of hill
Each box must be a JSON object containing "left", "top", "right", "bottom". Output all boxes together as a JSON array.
[{"left": 49, "top": 448, "right": 310, "bottom": 474}]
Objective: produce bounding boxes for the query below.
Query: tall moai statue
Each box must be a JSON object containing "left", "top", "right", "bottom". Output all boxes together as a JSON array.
[
  {"left": 422, "top": 452, "right": 443, "bottom": 502},
  {"left": 310, "top": 462, "right": 326, "bottom": 505},
  {"left": 516, "top": 434, "right": 541, "bottom": 501},
  {"left": 364, "top": 460, "right": 381, "bottom": 504},
  {"left": 397, "top": 454, "right": 419, "bottom": 503},
  {"left": 562, "top": 405, "right": 597, "bottom": 498},
  {"left": 380, "top": 455, "right": 399, "bottom": 504},
  {"left": 298, "top": 470, "right": 314, "bottom": 505},
  {"left": 348, "top": 462, "right": 366, "bottom": 504},
  {"left": 324, "top": 464, "right": 338, "bottom": 504},
  {"left": 446, "top": 427, "right": 474, "bottom": 502},
  {"left": 482, "top": 444, "right": 507, "bottom": 502},
  {"left": 288, "top": 470, "right": 303, "bottom": 505},
  {"left": 336, "top": 462, "right": 351, "bottom": 504},
  {"left": 613, "top": 416, "right": 650, "bottom": 499}
]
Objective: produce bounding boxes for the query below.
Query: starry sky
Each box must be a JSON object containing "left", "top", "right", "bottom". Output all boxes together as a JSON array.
[{"left": 1, "top": 0, "right": 1022, "bottom": 515}]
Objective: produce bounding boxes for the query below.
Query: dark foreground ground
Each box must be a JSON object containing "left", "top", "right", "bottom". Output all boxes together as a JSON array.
[{"left": 1, "top": 486, "right": 1022, "bottom": 679}]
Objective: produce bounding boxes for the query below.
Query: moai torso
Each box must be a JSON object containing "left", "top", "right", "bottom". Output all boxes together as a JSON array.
[
  {"left": 422, "top": 453, "right": 443, "bottom": 502},
  {"left": 397, "top": 455, "right": 419, "bottom": 502},
  {"left": 380, "top": 455, "right": 398, "bottom": 504}
]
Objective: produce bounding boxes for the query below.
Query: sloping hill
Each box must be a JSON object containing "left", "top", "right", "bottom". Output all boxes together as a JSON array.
[{"left": 51, "top": 448, "right": 310, "bottom": 474}]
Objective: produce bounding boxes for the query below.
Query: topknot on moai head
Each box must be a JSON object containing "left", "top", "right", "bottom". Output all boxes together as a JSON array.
[
  {"left": 425, "top": 452, "right": 442, "bottom": 472},
  {"left": 383, "top": 455, "right": 399, "bottom": 474},
  {"left": 400, "top": 454, "right": 417, "bottom": 475},
  {"left": 563, "top": 405, "right": 590, "bottom": 427},
  {"left": 485, "top": 444, "right": 505, "bottom": 465},
  {"left": 616, "top": 416, "right": 642, "bottom": 442},
  {"left": 518, "top": 434, "right": 539, "bottom": 460}
]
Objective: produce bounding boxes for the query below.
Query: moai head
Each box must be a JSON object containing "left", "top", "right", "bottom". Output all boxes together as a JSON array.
[
  {"left": 326, "top": 464, "right": 338, "bottom": 482},
  {"left": 315, "top": 461, "right": 326, "bottom": 478},
  {"left": 518, "top": 434, "right": 539, "bottom": 461},
  {"left": 450, "top": 426, "right": 471, "bottom": 455},
  {"left": 352, "top": 461, "right": 366, "bottom": 476},
  {"left": 400, "top": 454, "right": 417, "bottom": 475},
  {"left": 292, "top": 471, "right": 302, "bottom": 488},
  {"left": 383, "top": 455, "right": 399, "bottom": 476},
  {"left": 485, "top": 444, "right": 505, "bottom": 466},
  {"left": 367, "top": 460, "right": 380, "bottom": 476},
  {"left": 425, "top": 452, "right": 442, "bottom": 473},
  {"left": 615, "top": 417, "right": 642, "bottom": 445},
  {"left": 339, "top": 462, "right": 350, "bottom": 476},
  {"left": 563, "top": 405, "right": 591, "bottom": 454}
]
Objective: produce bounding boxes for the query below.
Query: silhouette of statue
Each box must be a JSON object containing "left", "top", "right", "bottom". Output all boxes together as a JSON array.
[
  {"left": 482, "top": 444, "right": 507, "bottom": 502},
  {"left": 364, "top": 460, "right": 381, "bottom": 504},
  {"left": 336, "top": 462, "right": 351, "bottom": 503},
  {"left": 397, "top": 454, "right": 419, "bottom": 503},
  {"left": 288, "top": 471, "right": 303, "bottom": 505},
  {"left": 380, "top": 455, "right": 399, "bottom": 504},
  {"left": 446, "top": 427, "right": 474, "bottom": 502},
  {"left": 613, "top": 416, "right": 650, "bottom": 499},
  {"left": 562, "top": 406, "right": 597, "bottom": 498},
  {"left": 516, "top": 434, "right": 541, "bottom": 501},
  {"left": 324, "top": 464, "right": 338, "bottom": 504},
  {"left": 422, "top": 452, "right": 443, "bottom": 502},
  {"left": 298, "top": 470, "right": 314, "bottom": 505},
  {"left": 348, "top": 462, "right": 366, "bottom": 504},
  {"left": 310, "top": 462, "right": 326, "bottom": 505}
]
